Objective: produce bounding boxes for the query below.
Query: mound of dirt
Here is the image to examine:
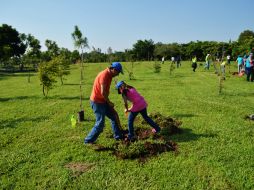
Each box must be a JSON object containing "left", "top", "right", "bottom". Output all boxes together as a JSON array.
[
  {"left": 137, "top": 112, "right": 182, "bottom": 138},
  {"left": 92, "top": 113, "right": 182, "bottom": 162},
  {"left": 113, "top": 141, "right": 177, "bottom": 161},
  {"left": 231, "top": 72, "right": 239, "bottom": 76}
]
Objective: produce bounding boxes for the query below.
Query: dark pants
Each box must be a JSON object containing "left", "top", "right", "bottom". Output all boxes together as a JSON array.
[
  {"left": 192, "top": 62, "right": 197, "bottom": 72},
  {"left": 128, "top": 108, "right": 160, "bottom": 139},
  {"left": 246, "top": 67, "right": 254, "bottom": 82}
]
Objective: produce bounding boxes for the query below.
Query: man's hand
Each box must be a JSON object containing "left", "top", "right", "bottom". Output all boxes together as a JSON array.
[{"left": 108, "top": 101, "right": 114, "bottom": 108}]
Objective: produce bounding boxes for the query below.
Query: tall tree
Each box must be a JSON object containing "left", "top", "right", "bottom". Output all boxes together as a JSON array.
[
  {"left": 0, "top": 24, "right": 26, "bottom": 64},
  {"left": 132, "top": 39, "right": 155, "bottom": 61},
  {"left": 238, "top": 30, "right": 254, "bottom": 44},
  {"left": 21, "top": 33, "right": 41, "bottom": 81},
  {"left": 107, "top": 47, "right": 113, "bottom": 62},
  {"left": 71, "top": 26, "right": 89, "bottom": 65},
  {"left": 45, "top": 39, "right": 59, "bottom": 58}
]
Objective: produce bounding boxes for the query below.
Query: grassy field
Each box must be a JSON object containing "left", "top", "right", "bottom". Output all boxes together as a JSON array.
[{"left": 0, "top": 61, "right": 254, "bottom": 189}]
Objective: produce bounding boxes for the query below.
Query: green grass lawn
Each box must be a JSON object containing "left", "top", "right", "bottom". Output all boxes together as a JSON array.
[{"left": 0, "top": 61, "right": 254, "bottom": 189}]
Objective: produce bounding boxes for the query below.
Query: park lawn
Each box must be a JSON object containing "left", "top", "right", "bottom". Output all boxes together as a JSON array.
[{"left": 0, "top": 61, "right": 253, "bottom": 189}]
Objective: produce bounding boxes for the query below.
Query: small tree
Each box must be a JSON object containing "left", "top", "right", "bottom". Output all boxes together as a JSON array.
[
  {"left": 124, "top": 62, "right": 135, "bottom": 80},
  {"left": 169, "top": 61, "right": 175, "bottom": 75},
  {"left": 153, "top": 61, "right": 161, "bottom": 73},
  {"left": 71, "top": 25, "right": 89, "bottom": 121},
  {"left": 38, "top": 61, "right": 58, "bottom": 97}
]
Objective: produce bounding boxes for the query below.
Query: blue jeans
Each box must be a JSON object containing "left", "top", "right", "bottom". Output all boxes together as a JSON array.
[
  {"left": 204, "top": 61, "right": 210, "bottom": 70},
  {"left": 84, "top": 101, "right": 122, "bottom": 143},
  {"left": 128, "top": 108, "right": 161, "bottom": 139},
  {"left": 246, "top": 66, "right": 254, "bottom": 82}
]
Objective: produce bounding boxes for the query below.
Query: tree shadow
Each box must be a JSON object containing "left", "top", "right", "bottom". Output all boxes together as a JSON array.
[
  {"left": 0, "top": 96, "right": 39, "bottom": 102},
  {"left": 0, "top": 72, "right": 15, "bottom": 80},
  {"left": 224, "top": 92, "right": 254, "bottom": 97},
  {"left": 64, "top": 83, "right": 80, "bottom": 86},
  {"left": 0, "top": 95, "right": 90, "bottom": 102},
  {"left": 168, "top": 74, "right": 193, "bottom": 78},
  {"left": 53, "top": 96, "right": 90, "bottom": 101},
  {"left": 0, "top": 116, "right": 49, "bottom": 129},
  {"left": 171, "top": 128, "right": 217, "bottom": 142},
  {"left": 172, "top": 113, "right": 197, "bottom": 118}
]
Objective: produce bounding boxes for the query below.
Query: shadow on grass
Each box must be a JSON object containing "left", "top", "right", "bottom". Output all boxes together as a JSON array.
[
  {"left": 64, "top": 83, "right": 80, "bottom": 86},
  {"left": 0, "top": 72, "right": 35, "bottom": 79},
  {"left": 0, "top": 95, "right": 90, "bottom": 102},
  {"left": 172, "top": 128, "right": 217, "bottom": 142},
  {"left": 59, "top": 96, "right": 90, "bottom": 101},
  {"left": 0, "top": 72, "right": 15, "bottom": 80},
  {"left": 168, "top": 73, "right": 193, "bottom": 78},
  {"left": 223, "top": 92, "right": 254, "bottom": 97},
  {"left": 172, "top": 113, "right": 197, "bottom": 118},
  {"left": 0, "top": 116, "right": 49, "bottom": 129},
  {"left": 0, "top": 96, "right": 39, "bottom": 102}
]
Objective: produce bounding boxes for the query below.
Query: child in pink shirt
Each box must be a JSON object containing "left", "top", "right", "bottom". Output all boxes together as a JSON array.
[{"left": 116, "top": 81, "right": 161, "bottom": 141}]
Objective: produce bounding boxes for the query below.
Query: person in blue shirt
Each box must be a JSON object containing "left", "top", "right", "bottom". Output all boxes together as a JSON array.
[
  {"left": 236, "top": 55, "right": 244, "bottom": 74},
  {"left": 245, "top": 54, "right": 253, "bottom": 82}
]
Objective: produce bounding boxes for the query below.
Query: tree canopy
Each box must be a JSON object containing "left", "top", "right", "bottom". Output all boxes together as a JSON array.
[{"left": 0, "top": 24, "right": 26, "bottom": 62}]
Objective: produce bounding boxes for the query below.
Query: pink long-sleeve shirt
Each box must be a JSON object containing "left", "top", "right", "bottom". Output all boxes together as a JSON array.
[{"left": 125, "top": 88, "right": 147, "bottom": 112}]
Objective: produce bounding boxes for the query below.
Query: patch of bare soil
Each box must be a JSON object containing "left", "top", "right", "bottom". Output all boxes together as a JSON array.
[
  {"left": 92, "top": 113, "right": 182, "bottom": 162},
  {"left": 231, "top": 71, "right": 239, "bottom": 76},
  {"left": 65, "top": 162, "right": 94, "bottom": 177}
]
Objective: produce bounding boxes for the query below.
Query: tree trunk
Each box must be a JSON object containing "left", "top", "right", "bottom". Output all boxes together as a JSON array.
[
  {"left": 28, "top": 71, "right": 31, "bottom": 83},
  {"left": 80, "top": 80, "right": 82, "bottom": 110},
  {"left": 43, "top": 85, "right": 47, "bottom": 97},
  {"left": 60, "top": 76, "right": 63, "bottom": 85}
]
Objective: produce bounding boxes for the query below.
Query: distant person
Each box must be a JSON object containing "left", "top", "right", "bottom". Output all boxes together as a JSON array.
[
  {"left": 243, "top": 54, "right": 248, "bottom": 66},
  {"left": 250, "top": 53, "right": 254, "bottom": 81},
  {"left": 227, "top": 54, "right": 231, "bottom": 73},
  {"left": 236, "top": 55, "right": 244, "bottom": 74},
  {"left": 176, "top": 55, "right": 181, "bottom": 68},
  {"left": 161, "top": 56, "right": 165, "bottom": 64},
  {"left": 171, "top": 56, "right": 175, "bottom": 64},
  {"left": 191, "top": 55, "right": 197, "bottom": 72},
  {"left": 216, "top": 52, "right": 220, "bottom": 62},
  {"left": 204, "top": 54, "right": 211, "bottom": 70},
  {"left": 84, "top": 62, "right": 124, "bottom": 144},
  {"left": 227, "top": 55, "right": 231, "bottom": 64},
  {"left": 245, "top": 53, "right": 254, "bottom": 82},
  {"left": 116, "top": 81, "right": 161, "bottom": 141}
]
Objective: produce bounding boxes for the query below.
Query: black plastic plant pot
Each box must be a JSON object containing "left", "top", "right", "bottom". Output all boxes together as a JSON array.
[{"left": 78, "top": 110, "right": 85, "bottom": 122}]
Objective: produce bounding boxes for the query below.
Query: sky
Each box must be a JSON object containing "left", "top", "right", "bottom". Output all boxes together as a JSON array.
[{"left": 1, "top": 0, "right": 254, "bottom": 53}]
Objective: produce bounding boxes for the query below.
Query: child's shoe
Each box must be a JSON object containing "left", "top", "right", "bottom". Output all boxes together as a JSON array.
[{"left": 152, "top": 128, "right": 160, "bottom": 134}]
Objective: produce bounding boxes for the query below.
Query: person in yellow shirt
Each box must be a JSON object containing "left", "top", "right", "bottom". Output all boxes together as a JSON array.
[{"left": 192, "top": 55, "right": 197, "bottom": 72}]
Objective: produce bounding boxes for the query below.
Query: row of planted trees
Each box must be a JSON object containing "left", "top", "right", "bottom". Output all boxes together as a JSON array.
[
  {"left": 0, "top": 24, "right": 83, "bottom": 97},
  {"left": 1, "top": 25, "right": 254, "bottom": 97},
  {"left": 38, "top": 25, "right": 88, "bottom": 98}
]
